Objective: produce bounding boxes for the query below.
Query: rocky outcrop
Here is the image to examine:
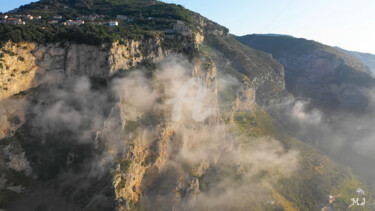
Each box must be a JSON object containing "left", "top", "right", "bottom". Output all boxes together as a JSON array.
[
  {"left": 0, "top": 98, "right": 27, "bottom": 139},
  {"left": 98, "top": 57, "right": 226, "bottom": 209},
  {"left": 0, "top": 38, "right": 168, "bottom": 100},
  {"left": 2, "top": 145, "right": 32, "bottom": 177},
  {"left": 0, "top": 42, "right": 38, "bottom": 100}
]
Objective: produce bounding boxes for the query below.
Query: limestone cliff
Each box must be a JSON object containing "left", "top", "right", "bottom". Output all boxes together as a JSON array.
[
  {"left": 93, "top": 57, "right": 227, "bottom": 210},
  {"left": 0, "top": 42, "right": 38, "bottom": 100},
  {"left": 0, "top": 38, "right": 167, "bottom": 100}
]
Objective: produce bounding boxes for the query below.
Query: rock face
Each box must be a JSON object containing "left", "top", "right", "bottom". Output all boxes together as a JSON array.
[
  {"left": 92, "top": 56, "right": 227, "bottom": 209},
  {"left": 0, "top": 38, "right": 168, "bottom": 100},
  {"left": 236, "top": 34, "right": 375, "bottom": 112},
  {"left": 0, "top": 98, "right": 27, "bottom": 139},
  {"left": 0, "top": 42, "right": 38, "bottom": 100}
]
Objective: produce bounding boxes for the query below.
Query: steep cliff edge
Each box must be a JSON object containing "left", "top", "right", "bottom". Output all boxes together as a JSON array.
[{"left": 0, "top": 38, "right": 168, "bottom": 100}]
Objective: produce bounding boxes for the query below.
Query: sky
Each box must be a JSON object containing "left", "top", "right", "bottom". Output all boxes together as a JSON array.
[{"left": 1, "top": 0, "right": 375, "bottom": 54}]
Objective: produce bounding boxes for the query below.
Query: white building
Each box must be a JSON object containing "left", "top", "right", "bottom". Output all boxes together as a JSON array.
[
  {"left": 5, "top": 18, "right": 25, "bottom": 25},
  {"left": 34, "top": 16, "right": 42, "bottom": 20},
  {"left": 53, "top": 15, "right": 62, "bottom": 20},
  {"left": 25, "top": 15, "right": 34, "bottom": 20},
  {"left": 66, "top": 20, "right": 84, "bottom": 26},
  {"left": 0, "top": 15, "right": 8, "bottom": 20},
  {"left": 108, "top": 21, "right": 118, "bottom": 27}
]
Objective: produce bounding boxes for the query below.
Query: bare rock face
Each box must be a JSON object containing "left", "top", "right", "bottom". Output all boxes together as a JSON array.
[
  {"left": 0, "top": 38, "right": 167, "bottom": 101},
  {"left": 0, "top": 42, "right": 38, "bottom": 100},
  {"left": 109, "top": 39, "right": 166, "bottom": 75},
  {"left": 0, "top": 98, "right": 27, "bottom": 139},
  {"left": 88, "top": 54, "right": 250, "bottom": 210},
  {"left": 3, "top": 145, "right": 32, "bottom": 177},
  {"left": 0, "top": 38, "right": 168, "bottom": 139},
  {"left": 33, "top": 43, "right": 111, "bottom": 80}
]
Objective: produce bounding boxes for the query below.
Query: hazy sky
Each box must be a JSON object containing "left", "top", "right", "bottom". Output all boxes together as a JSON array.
[{"left": 1, "top": 0, "right": 375, "bottom": 54}]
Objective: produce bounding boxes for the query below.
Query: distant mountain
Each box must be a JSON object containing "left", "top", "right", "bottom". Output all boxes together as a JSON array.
[
  {"left": 236, "top": 34, "right": 375, "bottom": 112},
  {"left": 336, "top": 46, "right": 375, "bottom": 74}
]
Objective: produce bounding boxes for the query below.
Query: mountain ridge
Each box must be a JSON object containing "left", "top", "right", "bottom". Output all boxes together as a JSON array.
[
  {"left": 336, "top": 46, "right": 375, "bottom": 74},
  {"left": 236, "top": 34, "right": 375, "bottom": 112}
]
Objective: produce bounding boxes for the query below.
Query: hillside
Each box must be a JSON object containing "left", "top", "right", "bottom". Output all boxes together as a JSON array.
[
  {"left": 336, "top": 47, "right": 375, "bottom": 74},
  {"left": 236, "top": 34, "right": 375, "bottom": 112},
  {"left": 0, "top": 0, "right": 196, "bottom": 46},
  {"left": 0, "top": 1, "right": 374, "bottom": 210}
]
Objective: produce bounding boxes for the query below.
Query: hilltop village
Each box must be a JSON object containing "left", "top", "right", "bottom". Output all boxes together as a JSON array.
[
  {"left": 0, "top": 12, "right": 191, "bottom": 36},
  {"left": 1, "top": 13, "right": 120, "bottom": 27}
]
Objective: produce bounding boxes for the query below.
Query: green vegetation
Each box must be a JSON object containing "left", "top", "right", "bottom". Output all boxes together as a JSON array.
[
  {"left": 334, "top": 64, "right": 375, "bottom": 87},
  {"left": 207, "top": 34, "right": 288, "bottom": 106},
  {"left": 20, "top": 0, "right": 191, "bottom": 22},
  {"left": 160, "top": 34, "right": 198, "bottom": 58},
  {"left": 115, "top": 177, "right": 127, "bottom": 193},
  {"left": 235, "top": 34, "right": 323, "bottom": 57},
  {"left": 144, "top": 154, "right": 157, "bottom": 166},
  {"left": 124, "top": 120, "right": 140, "bottom": 132},
  {"left": 230, "top": 106, "right": 374, "bottom": 210},
  {"left": 0, "top": 23, "right": 150, "bottom": 46},
  {"left": 118, "top": 159, "right": 131, "bottom": 172},
  {"left": 0, "top": 0, "right": 196, "bottom": 46},
  {"left": 1, "top": 49, "right": 16, "bottom": 56},
  {"left": 236, "top": 34, "right": 375, "bottom": 112}
]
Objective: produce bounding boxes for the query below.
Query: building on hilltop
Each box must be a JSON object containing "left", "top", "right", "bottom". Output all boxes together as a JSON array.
[
  {"left": 25, "top": 15, "right": 34, "bottom": 20},
  {"left": 66, "top": 20, "right": 85, "bottom": 26},
  {"left": 109, "top": 21, "right": 119, "bottom": 27},
  {"left": 1, "top": 18, "right": 25, "bottom": 25}
]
